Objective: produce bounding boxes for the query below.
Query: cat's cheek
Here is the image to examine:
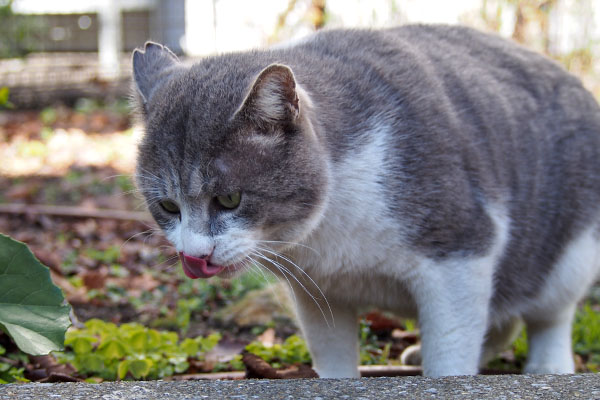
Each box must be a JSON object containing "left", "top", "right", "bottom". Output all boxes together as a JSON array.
[{"left": 163, "top": 223, "right": 184, "bottom": 252}]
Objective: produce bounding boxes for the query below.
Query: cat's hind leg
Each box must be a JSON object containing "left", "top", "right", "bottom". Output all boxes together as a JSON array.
[
  {"left": 523, "top": 224, "right": 600, "bottom": 374},
  {"left": 523, "top": 304, "right": 576, "bottom": 374}
]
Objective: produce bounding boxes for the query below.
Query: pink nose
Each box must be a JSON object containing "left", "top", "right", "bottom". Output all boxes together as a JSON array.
[{"left": 178, "top": 252, "right": 224, "bottom": 279}]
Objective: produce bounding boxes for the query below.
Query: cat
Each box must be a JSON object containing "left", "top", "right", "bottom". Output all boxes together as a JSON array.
[{"left": 131, "top": 24, "right": 600, "bottom": 378}]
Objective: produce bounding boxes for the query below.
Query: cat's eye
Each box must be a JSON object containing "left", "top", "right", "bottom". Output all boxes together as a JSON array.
[
  {"left": 159, "top": 199, "right": 180, "bottom": 214},
  {"left": 216, "top": 192, "right": 241, "bottom": 209}
]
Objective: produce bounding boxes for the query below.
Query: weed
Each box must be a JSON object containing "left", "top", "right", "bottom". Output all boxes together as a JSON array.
[
  {"left": 39, "top": 107, "right": 57, "bottom": 126},
  {"left": 85, "top": 245, "right": 120, "bottom": 265},
  {"left": 245, "top": 335, "right": 311, "bottom": 368},
  {"left": 0, "top": 345, "right": 27, "bottom": 384},
  {"left": 56, "top": 319, "right": 221, "bottom": 380}
]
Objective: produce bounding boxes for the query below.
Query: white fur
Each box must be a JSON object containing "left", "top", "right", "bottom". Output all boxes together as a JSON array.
[
  {"left": 244, "top": 133, "right": 285, "bottom": 149},
  {"left": 525, "top": 224, "right": 600, "bottom": 317},
  {"left": 521, "top": 224, "right": 600, "bottom": 373},
  {"left": 297, "top": 124, "right": 412, "bottom": 279}
]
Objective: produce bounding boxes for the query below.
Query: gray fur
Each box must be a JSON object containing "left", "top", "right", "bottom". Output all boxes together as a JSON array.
[{"left": 132, "top": 25, "right": 600, "bottom": 375}]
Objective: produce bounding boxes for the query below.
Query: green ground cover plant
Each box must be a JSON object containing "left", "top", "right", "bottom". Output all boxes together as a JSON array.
[
  {"left": 245, "top": 335, "right": 311, "bottom": 369},
  {"left": 0, "top": 345, "right": 27, "bottom": 383},
  {"left": 56, "top": 319, "right": 221, "bottom": 380}
]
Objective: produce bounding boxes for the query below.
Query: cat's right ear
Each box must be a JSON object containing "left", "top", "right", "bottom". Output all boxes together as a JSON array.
[
  {"left": 132, "top": 42, "right": 179, "bottom": 105},
  {"left": 233, "top": 64, "right": 300, "bottom": 127}
]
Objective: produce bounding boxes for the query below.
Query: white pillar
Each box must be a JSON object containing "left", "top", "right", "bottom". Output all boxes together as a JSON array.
[
  {"left": 98, "top": 0, "right": 122, "bottom": 79},
  {"left": 184, "top": 0, "right": 217, "bottom": 56}
]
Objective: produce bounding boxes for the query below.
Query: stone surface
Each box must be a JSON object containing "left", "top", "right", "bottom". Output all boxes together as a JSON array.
[{"left": 1, "top": 374, "right": 599, "bottom": 399}]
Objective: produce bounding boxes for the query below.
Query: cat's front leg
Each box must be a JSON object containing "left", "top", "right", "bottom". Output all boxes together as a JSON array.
[
  {"left": 411, "top": 258, "right": 495, "bottom": 377},
  {"left": 293, "top": 286, "right": 360, "bottom": 378}
]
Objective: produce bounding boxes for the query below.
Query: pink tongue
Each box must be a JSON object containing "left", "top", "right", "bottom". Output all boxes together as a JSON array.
[{"left": 179, "top": 252, "right": 224, "bottom": 279}]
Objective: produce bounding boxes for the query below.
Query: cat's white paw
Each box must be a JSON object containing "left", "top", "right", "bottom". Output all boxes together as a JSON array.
[
  {"left": 523, "top": 362, "right": 575, "bottom": 374},
  {"left": 316, "top": 367, "right": 360, "bottom": 379}
]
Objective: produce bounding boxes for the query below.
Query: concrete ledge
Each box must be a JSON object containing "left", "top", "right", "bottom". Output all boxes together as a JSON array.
[{"left": 1, "top": 374, "right": 599, "bottom": 399}]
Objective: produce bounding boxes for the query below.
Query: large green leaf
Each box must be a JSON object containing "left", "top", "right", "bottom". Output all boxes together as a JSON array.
[{"left": 0, "top": 234, "right": 71, "bottom": 355}]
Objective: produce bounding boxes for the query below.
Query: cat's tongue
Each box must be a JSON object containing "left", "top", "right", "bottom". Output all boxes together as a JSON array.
[{"left": 179, "top": 252, "right": 224, "bottom": 279}]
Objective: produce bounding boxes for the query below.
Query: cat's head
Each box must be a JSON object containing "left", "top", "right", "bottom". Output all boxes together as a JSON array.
[{"left": 131, "top": 42, "right": 329, "bottom": 279}]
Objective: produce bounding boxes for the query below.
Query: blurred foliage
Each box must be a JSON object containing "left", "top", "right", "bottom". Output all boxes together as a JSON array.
[
  {"left": 0, "top": 0, "right": 45, "bottom": 58},
  {"left": 0, "top": 87, "right": 12, "bottom": 109},
  {"left": 245, "top": 334, "right": 311, "bottom": 368},
  {"left": 572, "top": 303, "right": 600, "bottom": 371},
  {"left": 0, "top": 344, "right": 28, "bottom": 383}
]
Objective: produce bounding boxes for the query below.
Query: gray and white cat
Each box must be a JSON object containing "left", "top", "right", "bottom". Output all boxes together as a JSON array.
[{"left": 131, "top": 25, "right": 600, "bottom": 378}]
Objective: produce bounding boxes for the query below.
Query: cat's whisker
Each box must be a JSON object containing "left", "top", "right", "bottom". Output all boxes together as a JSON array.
[
  {"left": 256, "top": 245, "right": 334, "bottom": 326},
  {"left": 245, "top": 255, "right": 282, "bottom": 287},
  {"left": 251, "top": 250, "right": 332, "bottom": 328},
  {"left": 153, "top": 254, "right": 180, "bottom": 272},
  {"left": 120, "top": 188, "right": 145, "bottom": 196},
  {"left": 243, "top": 256, "right": 270, "bottom": 284},
  {"left": 142, "top": 228, "right": 164, "bottom": 246},
  {"left": 162, "top": 260, "right": 180, "bottom": 273},
  {"left": 241, "top": 257, "right": 279, "bottom": 295},
  {"left": 256, "top": 240, "right": 320, "bottom": 256},
  {"left": 135, "top": 168, "right": 165, "bottom": 183},
  {"left": 243, "top": 256, "right": 291, "bottom": 314},
  {"left": 250, "top": 251, "right": 299, "bottom": 311},
  {"left": 121, "top": 229, "right": 153, "bottom": 251},
  {"left": 99, "top": 173, "right": 140, "bottom": 184}
]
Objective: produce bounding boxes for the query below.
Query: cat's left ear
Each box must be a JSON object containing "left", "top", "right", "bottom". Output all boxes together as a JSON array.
[
  {"left": 132, "top": 41, "right": 179, "bottom": 105},
  {"left": 235, "top": 64, "right": 300, "bottom": 125}
]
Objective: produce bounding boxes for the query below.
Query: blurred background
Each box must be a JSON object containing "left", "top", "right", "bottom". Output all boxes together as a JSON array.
[{"left": 1, "top": 0, "right": 600, "bottom": 382}]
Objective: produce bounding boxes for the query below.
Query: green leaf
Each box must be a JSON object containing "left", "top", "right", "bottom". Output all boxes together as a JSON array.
[
  {"left": 118, "top": 359, "right": 152, "bottom": 380},
  {"left": 173, "top": 360, "right": 189, "bottom": 374},
  {"left": 0, "top": 234, "right": 71, "bottom": 355},
  {"left": 180, "top": 338, "right": 199, "bottom": 357},
  {"left": 97, "top": 338, "right": 127, "bottom": 360},
  {"left": 65, "top": 334, "right": 97, "bottom": 354},
  {"left": 75, "top": 353, "right": 104, "bottom": 373},
  {"left": 129, "top": 359, "right": 152, "bottom": 379},
  {"left": 117, "top": 360, "right": 129, "bottom": 380},
  {"left": 0, "top": 87, "right": 10, "bottom": 107},
  {"left": 128, "top": 331, "right": 148, "bottom": 353}
]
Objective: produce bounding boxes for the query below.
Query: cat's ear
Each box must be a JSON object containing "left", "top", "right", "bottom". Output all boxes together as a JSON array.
[
  {"left": 235, "top": 64, "right": 300, "bottom": 125},
  {"left": 132, "top": 41, "right": 179, "bottom": 104}
]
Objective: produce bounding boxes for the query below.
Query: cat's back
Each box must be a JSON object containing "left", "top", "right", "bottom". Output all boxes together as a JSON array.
[{"left": 284, "top": 25, "right": 600, "bottom": 309}]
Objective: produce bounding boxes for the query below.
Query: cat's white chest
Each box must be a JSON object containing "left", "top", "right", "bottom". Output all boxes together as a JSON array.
[{"left": 290, "top": 125, "right": 419, "bottom": 309}]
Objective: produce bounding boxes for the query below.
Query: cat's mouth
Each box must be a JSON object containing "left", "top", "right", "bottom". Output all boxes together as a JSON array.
[{"left": 178, "top": 252, "right": 225, "bottom": 279}]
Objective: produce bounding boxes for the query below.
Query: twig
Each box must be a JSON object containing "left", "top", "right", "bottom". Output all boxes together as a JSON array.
[
  {"left": 0, "top": 203, "right": 152, "bottom": 222},
  {"left": 0, "top": 355, "right": 20, "bottom": 367},
  {"left": 359, "top": 365, "right": 422, "bottom": 377}
]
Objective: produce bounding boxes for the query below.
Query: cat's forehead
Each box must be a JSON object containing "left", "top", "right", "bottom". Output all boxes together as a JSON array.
[{"left": 181, "top": 60, "right": 255, "bottom": 125}]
